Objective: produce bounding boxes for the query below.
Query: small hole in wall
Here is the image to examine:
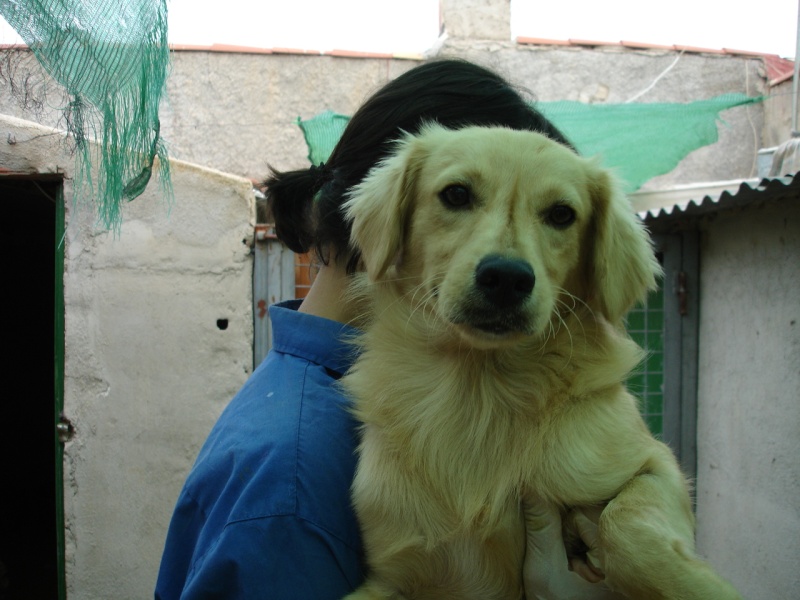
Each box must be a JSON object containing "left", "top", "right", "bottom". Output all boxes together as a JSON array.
[{"left": 217, "top": 319, "right": 229, "bottom": 330}]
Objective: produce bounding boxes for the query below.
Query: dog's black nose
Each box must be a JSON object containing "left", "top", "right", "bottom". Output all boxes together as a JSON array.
[{"left": 474, "top": 256, "right": 535, "bottom": 308}]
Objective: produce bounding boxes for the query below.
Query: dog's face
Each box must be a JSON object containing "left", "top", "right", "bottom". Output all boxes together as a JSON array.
[{"left": 345, "top": 125, "right": 660, "bottom": 348}]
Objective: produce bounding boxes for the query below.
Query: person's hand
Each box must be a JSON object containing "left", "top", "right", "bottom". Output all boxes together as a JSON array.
[
  {"left": 522, "top": 497, "right": 625, "bottom": 600},
  {"left": 561, "top": 505, "right": 606, "bottom": 583}
]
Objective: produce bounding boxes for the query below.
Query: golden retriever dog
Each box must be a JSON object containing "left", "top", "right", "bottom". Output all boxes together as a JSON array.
[{"left": 340, "top": 124, "right": 741, "bottom": 600}]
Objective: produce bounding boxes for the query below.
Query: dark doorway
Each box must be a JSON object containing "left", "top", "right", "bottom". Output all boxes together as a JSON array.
[{"left": 0, "top": 177, "right": 62, "bottom": 600}]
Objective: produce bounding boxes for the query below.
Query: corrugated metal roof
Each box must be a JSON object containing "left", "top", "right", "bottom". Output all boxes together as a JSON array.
[{"left": 633, "top": 173, "right": 800, "bottom": 221}]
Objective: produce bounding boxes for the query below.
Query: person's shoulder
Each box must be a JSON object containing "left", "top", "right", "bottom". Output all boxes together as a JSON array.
[{"left": 183, "top": 339, "right": 358, "bottom": 516}]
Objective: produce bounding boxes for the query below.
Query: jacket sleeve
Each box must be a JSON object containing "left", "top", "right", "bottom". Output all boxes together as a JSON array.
[{"left": 157, "top": 510, "right": 363, "bottom": 600}]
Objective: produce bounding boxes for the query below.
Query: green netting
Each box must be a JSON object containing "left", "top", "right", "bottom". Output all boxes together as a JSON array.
[
  {"left": 538, "top": 94, "right": 762, "bottom": 190},
  {"left": 0, "top": 0, "right": 171, "bottom": 231},
  {"left": 298, "top": 94, "right": 763, "bottom": 191},
  {"left": 626, "top": 281, "right": 665, "bottom": 437},
  {"left": 297, "top": 110, "right": 351, "bottom": 166}
]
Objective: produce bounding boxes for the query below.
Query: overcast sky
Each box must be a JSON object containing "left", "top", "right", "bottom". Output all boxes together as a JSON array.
[{"left": 0, "top": 0, "right": 797, "bottom": 58}]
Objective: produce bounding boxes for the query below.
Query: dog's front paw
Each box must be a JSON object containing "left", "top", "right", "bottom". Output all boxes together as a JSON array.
[{"left": 597, "top": 499, "right": 741, "bottom": 600}]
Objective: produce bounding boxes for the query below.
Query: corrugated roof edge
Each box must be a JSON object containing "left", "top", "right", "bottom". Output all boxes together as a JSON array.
[{"left": 632, "top": 174, "right": 800, "bottom": 221}]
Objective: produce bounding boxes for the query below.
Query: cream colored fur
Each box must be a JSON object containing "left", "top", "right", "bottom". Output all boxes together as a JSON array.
[{"left": 340, "top": 125, "right": 741, "bottom": 600}]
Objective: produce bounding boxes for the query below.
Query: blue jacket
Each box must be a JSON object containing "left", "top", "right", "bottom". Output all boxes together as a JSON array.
[{"left": 155, "top": 301, "right": 365, "bottom": 599}]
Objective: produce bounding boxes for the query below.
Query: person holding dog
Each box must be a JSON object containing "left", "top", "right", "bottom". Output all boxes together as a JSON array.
[{"left": 155, "top": 58, "right": 624, "bottom": 600}]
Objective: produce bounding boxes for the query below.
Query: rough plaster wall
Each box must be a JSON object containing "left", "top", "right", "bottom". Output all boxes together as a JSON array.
[
  {"left": 439, "top": 0, "right": 510, "bottom": 40},
  {"left": 695, "top": 201, "right": 800, "bottom": 599},
  {"left": 1, "top": 115, "right": 255, "bottom": 599},
  {"left": 63, "top": 164, "right": 254, "bottom": 599},
  {"left": 1, "top": 43, "right": 773, "bottom": 187},
  {"left": 0, "top": 49, "right": 63, "bottom": 130},
  {"left": 160, "top": 53, "right": 417, "bottom": 177},
  {"left": 762, "top": 79, "right": 795, "bottom": 149},
  {"left": 158, "top": 44, "right": 767, "bottom": 187}
]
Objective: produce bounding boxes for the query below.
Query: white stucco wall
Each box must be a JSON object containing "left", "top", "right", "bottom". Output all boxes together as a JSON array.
[
  {"left": 1, "top": 115, "right": 256, "bottom": 599},
  {"left": 695, "top": 198, "right": 800, "bottom": 599}
]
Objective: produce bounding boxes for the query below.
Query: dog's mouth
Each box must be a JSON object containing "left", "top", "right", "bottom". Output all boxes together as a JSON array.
[
  {"left": 443, "top": 256, "right": 542, "bottom": 342},
  {"left": 451, "top": 306, "right": 533, "bottom": 340}
]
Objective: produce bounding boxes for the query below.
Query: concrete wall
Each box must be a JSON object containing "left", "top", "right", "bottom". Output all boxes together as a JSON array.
[
  {"left": 0, "top": 38, "right": 779, "bottom": 188},
  {"left": 763, "top": 78, "right": 795, "bottom": 149},
  {"left": 157, "top": 42, "right": 770, "bottom": 190},
  {"left": 0, "top": 115, "right": 256, "bottom": 599},
  {"left": 695, "top": 198, "right": 800, "bottom": 599},
  {"left": 159, "top": 51, "right": 417, "bottom": 178}
]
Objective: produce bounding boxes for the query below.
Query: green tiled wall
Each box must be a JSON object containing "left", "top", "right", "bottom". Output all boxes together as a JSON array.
[{"left": 626, "top": 281, "right": 665, "bottom": 437}]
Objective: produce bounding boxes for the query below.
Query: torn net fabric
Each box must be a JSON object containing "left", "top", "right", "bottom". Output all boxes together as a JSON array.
[
  {"left": 296, "top": 110, "right": 351, "bottom": 167},
  {"left": 0, "top": 0, "right": 172, "bottom": 230},
  {"left": 298, "top": 94, "right": 763, "bottom": 192},
  {"left": 537, "top": 94, "right": 763, "bottom": 190}
]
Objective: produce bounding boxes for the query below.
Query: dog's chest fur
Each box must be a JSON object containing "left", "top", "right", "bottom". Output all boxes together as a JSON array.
[{"left": 343, "top": 283, "right": 644, "bottom": 541}]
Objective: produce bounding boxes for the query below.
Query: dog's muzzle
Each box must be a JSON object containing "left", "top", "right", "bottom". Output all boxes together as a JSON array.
[{"left": 451, "top": 255, "right": 536, "bottom": 337}]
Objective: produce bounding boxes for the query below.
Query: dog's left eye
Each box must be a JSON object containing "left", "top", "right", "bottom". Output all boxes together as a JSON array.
[
  {"left": 546, "top": 204, "right": 576, "bottom": 228},
  {"left": 439, "top": 185, "right": 472, "bottom": 209}
]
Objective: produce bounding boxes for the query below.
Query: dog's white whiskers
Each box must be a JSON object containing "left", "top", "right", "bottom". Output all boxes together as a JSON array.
[
  {"left": 549, "top": 289, "right": 583, "bottom": 364},
  {"left": 389, "top": 273, "right": 447, "bottom": 338}
]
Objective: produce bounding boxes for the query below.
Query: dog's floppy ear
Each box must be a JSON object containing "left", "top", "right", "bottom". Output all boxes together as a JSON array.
[
  {"left": 587, "top": 167, "right": 662, "bottom": 323},
  {"left": 343, "top": 133, "right": 424, "bottom": 280}
]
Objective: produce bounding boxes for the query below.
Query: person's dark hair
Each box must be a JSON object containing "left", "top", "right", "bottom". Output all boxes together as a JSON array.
[{"left": 265, "top": 58, "right": 572, "bottom": 273}]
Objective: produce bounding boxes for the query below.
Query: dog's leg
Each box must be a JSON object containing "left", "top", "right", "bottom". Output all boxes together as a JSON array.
[{"left": 597, "top": 443, "right": 741, "bottom": 600}]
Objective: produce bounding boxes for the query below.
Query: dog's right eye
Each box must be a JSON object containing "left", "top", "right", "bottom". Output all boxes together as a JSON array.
[
  {"left": 546, "top": 204, "right": 577, "bottom": 228},
  {"left": 439, "top": 185, "right": 472, "bottom": 209}
]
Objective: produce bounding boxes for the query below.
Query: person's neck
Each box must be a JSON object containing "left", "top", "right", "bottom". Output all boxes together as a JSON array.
[{"left": 298, "top": 260, "right": 362, "bottom": 326}]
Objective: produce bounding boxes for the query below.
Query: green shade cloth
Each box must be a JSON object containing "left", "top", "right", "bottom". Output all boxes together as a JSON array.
[
  {"left": 1, "top": 0, "right": 172, "bottom": 230},
  {"left": 298, "top": 94, "right": 762, "bottom": 191},
  {"left": 539, "top": 94, "right": 762, "bottom": 190},
  {"left": 297, "top": 110, "right": 351, "bottom": 167}
]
